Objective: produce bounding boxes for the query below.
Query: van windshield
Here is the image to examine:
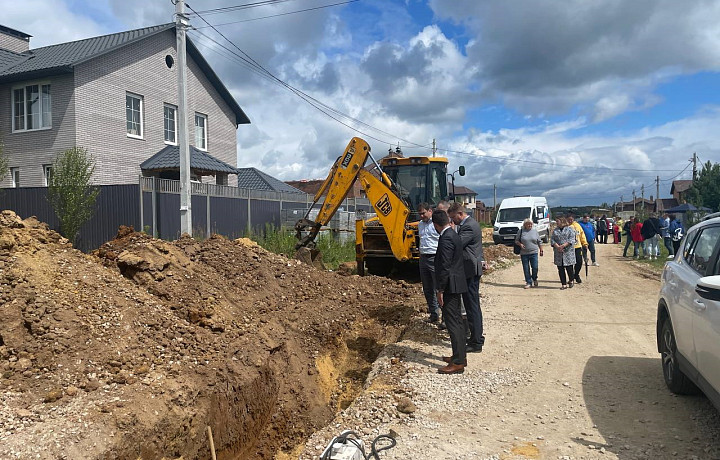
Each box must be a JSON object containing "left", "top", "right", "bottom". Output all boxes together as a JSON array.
[{"left": 497, "top": 207, "right": 531, "bottom": 223}]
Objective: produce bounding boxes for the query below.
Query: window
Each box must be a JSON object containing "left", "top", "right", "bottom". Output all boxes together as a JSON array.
[
  {"left": 43, "top": 164, "right": 53, "bottom": 186},
  {"left": 164, "top": 104, "right": 177, "bottom": 144},
  {"left": 686, "top": 226, "right": 720, "bottom": 275},
  {"left": 195, "top": 113, "right": 207, "bottom": 150},
  {"left": 126, "top": 93, "right": 143, "bottom": 138},
  {"left": 10, "top": 168, "right": 19, "bottom": 188},
  {"left": 12, "top": 83, "right": 51, "bottom": 131}
]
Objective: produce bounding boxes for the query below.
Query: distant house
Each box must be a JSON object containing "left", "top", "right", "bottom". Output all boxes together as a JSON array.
[
  {"left": 451, "top": 184, "right": 478, "bottom": 209},
  {"left": 0, "top": 23, "right": 250, "bottom": 188},
  {"left": 671, "top": 180, "right": 693, "bottom": 204}
]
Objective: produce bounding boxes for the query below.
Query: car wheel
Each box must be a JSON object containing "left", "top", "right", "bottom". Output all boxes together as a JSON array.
[{"left": 660, "top": 318, "right": 699, "bottom": 395}]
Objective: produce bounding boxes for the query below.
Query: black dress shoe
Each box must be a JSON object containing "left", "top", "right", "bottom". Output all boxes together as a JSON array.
[
  {"left": 466, "top": 344, "right": 483, "bottom": 353},
  {"left": 575, "top": 277, "right": 582, "bottom": 284}
]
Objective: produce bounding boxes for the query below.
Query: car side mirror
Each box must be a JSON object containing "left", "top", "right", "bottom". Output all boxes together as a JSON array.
[
  {"left": 459, "top": 166, "right": 465, "bottom": 176},
  {"left": 696, "top": 275, "right": 720, "bottom": 301},
  {"left": 533, "top": 216, "right": 538, "bottom": 224}
]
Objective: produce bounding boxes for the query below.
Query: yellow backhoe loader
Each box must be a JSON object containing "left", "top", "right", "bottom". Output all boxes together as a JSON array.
[{"left": 295, "top": 137, "right": 459, "bottom": 276}]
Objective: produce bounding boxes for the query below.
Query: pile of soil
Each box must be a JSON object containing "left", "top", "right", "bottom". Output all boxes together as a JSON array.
[{"left": 0, "top": 210, "right": 421, "bottom": 459}]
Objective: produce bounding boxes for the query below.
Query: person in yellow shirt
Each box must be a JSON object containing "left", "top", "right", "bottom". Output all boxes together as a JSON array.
[{"left": 567, "top": 214, "right": 589, "bottom": 284}]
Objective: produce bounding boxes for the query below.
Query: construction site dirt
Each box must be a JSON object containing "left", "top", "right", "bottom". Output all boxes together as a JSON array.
[{"left": 0, "top": 210, "right": 514, "bottom": 459}]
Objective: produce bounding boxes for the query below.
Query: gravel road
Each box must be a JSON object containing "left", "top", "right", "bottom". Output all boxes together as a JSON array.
[{"left": 300, "top": 242, "right": 720, "bottom": 459}]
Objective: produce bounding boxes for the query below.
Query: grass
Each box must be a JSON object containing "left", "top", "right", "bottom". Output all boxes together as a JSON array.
[
  {"left": 617, "top": 236, "right": 675, "bottom": 270},
  {"left": 250, "top": 223, "right": 356, "bottom": 270}
]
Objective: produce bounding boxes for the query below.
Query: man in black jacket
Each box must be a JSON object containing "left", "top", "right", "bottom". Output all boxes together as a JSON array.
[
  {"left": 432, "top": 209, "right": 468, "bottom": 374},
  {"left": 641, "top": 213, "right": 661, "bottom": 260},
  {"left": 447, "top": 202, "right": 487, "bottom": 353}
]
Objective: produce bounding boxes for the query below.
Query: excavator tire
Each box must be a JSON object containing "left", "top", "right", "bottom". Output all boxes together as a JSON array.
[{"left": 364, "top": 257, "right": 393, "bottom": 277}]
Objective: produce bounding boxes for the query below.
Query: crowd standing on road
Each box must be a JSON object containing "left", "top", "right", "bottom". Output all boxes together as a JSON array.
[
  {"left": 513, "top": 218, "right": 543, "bottom": 289},
  {"left": 551, "top": 217, "right": 577, "bottom": 289}
]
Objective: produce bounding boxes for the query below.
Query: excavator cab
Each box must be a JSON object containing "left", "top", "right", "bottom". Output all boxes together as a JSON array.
[
  {"left": 359, "top": 156, "right": 450, "bottom": 276},
  {"left": 380, "top": 157, "right": 449, "bottom": 220}
]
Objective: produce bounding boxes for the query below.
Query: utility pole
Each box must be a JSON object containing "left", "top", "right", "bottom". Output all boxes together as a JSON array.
[
  {"left": 493, "top": 184, "right": 497, "bottom": 213},
  {"left": 656, "top": 176, "right": 660, "bottom": 213},
  {"left": 632, "top": 189, "right": 636, "bottom": 214},
  {"left": 176, "top": 0, "right": 192, "bottom": 236},
  {"left": 432, "top": 138, "right": 436, "bottom": 157},
  {"left": 691, "top": 152, "right": 698, "bottom": 182},
  {"left": 620, "top": 195, "right": 624, "bottom": 217},
  {"left": 641, "top": 184, "right": 645, "bottom": 217}
]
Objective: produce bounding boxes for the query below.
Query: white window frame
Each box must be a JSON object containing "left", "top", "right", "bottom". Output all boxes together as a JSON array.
[
  {"left": 195, "top": 112, "right": 207, "bottom": 151},
  {"left": 10, "top": 168, "right": 19, "bottom": 188},
  {"left": 126, "top": 92, "right": 144, "bottom": 139},
  {"left": 43, "top": 164, "right": 53, "bottom": 186},
  {"left": 11, "top": 81, "right": 52, "bottom": 133},
  {"left": 163, "top": 103, "right": 177, "bottom": 145}
]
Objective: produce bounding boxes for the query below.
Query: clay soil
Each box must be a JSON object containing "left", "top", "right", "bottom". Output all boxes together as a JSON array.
[{"left": 0, "top": 210, "right": 439, "bottom": 459}]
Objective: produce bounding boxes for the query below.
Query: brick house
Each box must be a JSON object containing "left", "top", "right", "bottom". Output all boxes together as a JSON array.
[{"left": 0, "top": 23, "right": 250, "bottom": 188}]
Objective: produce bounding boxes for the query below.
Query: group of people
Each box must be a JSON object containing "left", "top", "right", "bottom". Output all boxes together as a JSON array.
[
  {"left": 623, "top": 213, "right": 684, "bottom": 259},
  {"left": 514, "top": 213, "right": 600, "bottom": 290},
  {"left": 417, "top": 201, "right": 487, "bottom": 375}
]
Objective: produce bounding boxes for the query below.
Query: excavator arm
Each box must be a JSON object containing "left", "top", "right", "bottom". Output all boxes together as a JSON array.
[{"left": 295, "top": 137, "right": 413, "bottom": 261}]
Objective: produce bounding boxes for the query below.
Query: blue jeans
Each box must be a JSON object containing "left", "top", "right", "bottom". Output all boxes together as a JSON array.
[
  {"left": 633, "top": 241, "right": 646, "bottom": 257},
  {"left": 644, "top": 235, "right": 659, "bottom": 256},
  {"left": 586, "top": 239, "right": 596, "bottom": 263},
  {"left": 664, "top": 236, "right": 674, "bottom": 256},
  {"left": 520, "top": 253, "right": 539, "bottom": 285}
]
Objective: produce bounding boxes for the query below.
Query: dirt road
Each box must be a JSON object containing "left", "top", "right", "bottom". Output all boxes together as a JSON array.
[{"left": 301, "top": 242, "right": 720, "bottom": 459}]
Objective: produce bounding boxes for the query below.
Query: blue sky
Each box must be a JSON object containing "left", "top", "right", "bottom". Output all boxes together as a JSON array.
[{"left": 3, "top": 0, "right": 720, "bottom": 206}]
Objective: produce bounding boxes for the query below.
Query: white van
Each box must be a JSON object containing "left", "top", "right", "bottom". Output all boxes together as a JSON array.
[{"left": 493, "top": 196, "right": 550, "bottom": 244}]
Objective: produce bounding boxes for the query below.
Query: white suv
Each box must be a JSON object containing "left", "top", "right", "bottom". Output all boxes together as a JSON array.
[{"left": 657, "top": 216, "right": 720, "bottom": 409}]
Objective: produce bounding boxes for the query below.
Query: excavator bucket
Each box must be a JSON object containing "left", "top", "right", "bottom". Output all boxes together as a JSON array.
[{"left": 295, "top": 246, "right": 325, "bottom": 269}]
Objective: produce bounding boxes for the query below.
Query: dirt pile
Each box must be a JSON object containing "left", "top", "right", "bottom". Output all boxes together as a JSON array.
[{"left": 0, "top": 210, "right": 422, "bottom": 459}]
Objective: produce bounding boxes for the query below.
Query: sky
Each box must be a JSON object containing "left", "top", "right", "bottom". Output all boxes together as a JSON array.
[{"left": 3, "top": 0, "right": 720, "bottom": 206}]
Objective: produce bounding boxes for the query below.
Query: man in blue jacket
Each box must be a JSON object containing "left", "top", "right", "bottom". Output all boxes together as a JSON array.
[{"left": 579, "top": 215, "right": 598, "bottom": 266}]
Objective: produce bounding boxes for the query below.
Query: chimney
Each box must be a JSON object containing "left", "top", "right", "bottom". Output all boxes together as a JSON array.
[{"left": 0, "top": 25, "right": 31, "bottom": 53}]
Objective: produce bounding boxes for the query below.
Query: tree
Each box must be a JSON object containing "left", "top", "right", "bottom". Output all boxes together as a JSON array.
[
  {"left": 47, "top": 147, "right": 100, "bottom": 246},
  {"left": 685, "top": 161, "right": 720, "bottom": 212}
]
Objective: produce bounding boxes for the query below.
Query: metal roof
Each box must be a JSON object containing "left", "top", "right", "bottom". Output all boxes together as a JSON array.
[
  {"left": 0, "top": 23, "right": 250, "bottom": 125},
  {"left": 236, "top": 168, "right": 304, "bottom": 193},
  {"left": 140, "top": 145, "right": 238, "bottom": 175}
]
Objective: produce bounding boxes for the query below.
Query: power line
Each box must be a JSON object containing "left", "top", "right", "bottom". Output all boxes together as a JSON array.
[
  {"left": 186, "top": 6, "right": 699, "bottom": 176},
  {"left": 187, "top": 0, "right": 299, "bottom": 16},
  {"left": 194, "top": 0, "right": 359, "bottom": 28}
]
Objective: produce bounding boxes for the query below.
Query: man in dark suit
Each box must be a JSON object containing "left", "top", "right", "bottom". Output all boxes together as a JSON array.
[
  {"left": 432, "top": 209, "right": 468, "bottom": 374},
  {"left": 448, "top": 203, "right": 487, "bottom": 353}
]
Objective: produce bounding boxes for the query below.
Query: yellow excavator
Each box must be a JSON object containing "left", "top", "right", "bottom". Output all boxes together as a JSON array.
[{"left": 295, "top": 137, "right": 458, "bottom": 276}]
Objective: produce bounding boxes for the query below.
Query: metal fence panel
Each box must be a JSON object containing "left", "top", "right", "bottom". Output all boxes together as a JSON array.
[{"left": 209, "top": 196, "right": 247, "bottom": 240}]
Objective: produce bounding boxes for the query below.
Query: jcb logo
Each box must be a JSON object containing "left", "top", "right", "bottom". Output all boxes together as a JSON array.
[
  {"left": 375, "top": 194, "right": 392, "bottom": 216},
  {"left": 341, "top": 146, "right": 356, "bottom": 168}
]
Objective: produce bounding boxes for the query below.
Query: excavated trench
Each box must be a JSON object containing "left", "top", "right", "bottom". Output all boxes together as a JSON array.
[{"left": 219, "top": 303, "right": 414, "bottom": 460}]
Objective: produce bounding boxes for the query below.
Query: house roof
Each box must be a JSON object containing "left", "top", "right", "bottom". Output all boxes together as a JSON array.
[
  {"left": 0, "top": 23, "right": 250, "bottom": 125},
  {"left": 450, "top": 184, "right": 477, "bottom": 196},
  {"left": 140, "top": 145, "right": 238, "bottom": 175},
  {"left": 671, "top": 180, "right": 693, "bottom": 195},
  {"left": 656, "top": 198, "right": 679, "bottom": 210},
  {"left": 0, "top": 25, "right": 31, "bottom": 40},
  {"left": 237, "top": 168, "right": 304, "bottom": 193}
]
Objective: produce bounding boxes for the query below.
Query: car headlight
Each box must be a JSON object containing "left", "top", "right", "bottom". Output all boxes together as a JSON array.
[{"left": 493, "top": 226, "right": 499, "bottom": 231}]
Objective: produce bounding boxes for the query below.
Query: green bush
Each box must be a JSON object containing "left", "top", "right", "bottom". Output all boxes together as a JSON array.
[{"left": 251, "top": 224, "right": 355, "bottom": 269}]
